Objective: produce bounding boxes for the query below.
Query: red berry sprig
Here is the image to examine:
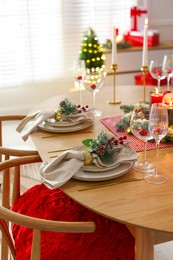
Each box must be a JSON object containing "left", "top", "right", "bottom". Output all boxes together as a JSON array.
[
  {"left": 154, "top": 128, "right": 162, "bottom": 135},
  {"left": 75, "top": 104, "right": 89, "bottom": 113},
  {"left": 90, "top": 84, "right": 97, "bottom": 89},
  {"left": 108, "top": 136, "right": 127, "bottom": 146},
  {"left": 134, "top": 108, "right": 142, "bottom": 113},
  {"left": 139, "top": 129, "right": 148, "bottom": 136},
  {"left": 77, "top": 76, "right": 82, "bottom": 80}
]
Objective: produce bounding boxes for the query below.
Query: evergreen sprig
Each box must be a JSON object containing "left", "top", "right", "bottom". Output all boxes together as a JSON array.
[
  {"left": 120, "top": 105, "right": 135, "bottom": 113},
  {"left": 115, "top": 112, "right": 132, "bottom": 132},
  {"left": 59, "top": 99, "right": 89, "bottom": 115},
  {"left": 82, "top": 130, "right": 127, "bottom": 164},
  {"left": 59, "top": 99, "right": 78, "bottom": 115}
]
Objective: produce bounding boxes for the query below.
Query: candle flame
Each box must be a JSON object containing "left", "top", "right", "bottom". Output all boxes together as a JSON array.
[
  {"left": 145, "top": 18, "right": 148, "bottom": 25},
  {"left": 170, "top": 101, "right": 172, "bottom": 106},
  {"left": 155, "top": 87, "right": 159, "bottom": 94}
]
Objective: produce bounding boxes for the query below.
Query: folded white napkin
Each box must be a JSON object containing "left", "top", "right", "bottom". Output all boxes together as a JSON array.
[
  {"left": 16, "top": 111, "right": 55, "bottom": 141},
  {"left": 62, "top": 111, "right": 95, "bottom": 123},
  {"left": 17, "top": 110, "right": 95, "bottom": 141},
  {"left": 39, "top": 145, "right": 137, "bottom": 189},
  {"left": 88, "top": 144, "right": 137, "bottom": 169}
]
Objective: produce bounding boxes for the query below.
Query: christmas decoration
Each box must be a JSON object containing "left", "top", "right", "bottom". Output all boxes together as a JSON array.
[
  {"left": 124, "top": 6, "right": 159, "bottom": 47},
  {"left": 103, "top": 39, "right": 131, "bottom": 50},
  {"left": 82, "top": 130, "right": 128, "bottom": 164},
  {"left": 124, "top": 31, "right": 160, "bottom": 47},
  {"left": 79, "top": 28, "right": 105, "bottom": 70},
  {"left": 130, "top": 6, "right": 147, "bottom": 31},
  {"left": 55, "top": 98, "right": 89, "bottom": 120},
  {"left": 134, "top": 72, "right": 167, "bottom": 86},
  {"left": 115, "top": 105, "right": 173, "bottom": 143}
]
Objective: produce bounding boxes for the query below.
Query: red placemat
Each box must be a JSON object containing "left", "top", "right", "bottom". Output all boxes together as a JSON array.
[{"left": 100, "top": 116, "right": 173, "bottom": 152}]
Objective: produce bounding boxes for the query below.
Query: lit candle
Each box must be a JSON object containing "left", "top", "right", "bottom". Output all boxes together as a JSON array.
[
  {"left": 142, "top": 18, "right": 148, "bottom": 67},
  {"left": 168, "top": 101, "right": 173, "bottom": 126},
  {"left": 112, "top": 26, "right": 117, "bottom": 64},
  {"left": 150, "top": 88, "right": 163, "bottom": 106}
]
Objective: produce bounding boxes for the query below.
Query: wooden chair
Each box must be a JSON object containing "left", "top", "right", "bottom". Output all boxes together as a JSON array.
[
  {"left": 0, "top": 153, "right": 135, "bottom": 260},
  {"left": 0, "top": 115, "right": 39, "bottom": 196},
  {"left": 0, "top": 154, "right": 95, "bottom": 260},
  {"left": 0, "top": 115, "right": 38, "bottom": 162}
]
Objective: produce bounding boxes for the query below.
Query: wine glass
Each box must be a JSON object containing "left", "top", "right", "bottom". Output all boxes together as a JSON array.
[
  {"left": 73, "top": 60, "right": 86, "bottom": 106},
  {"left": 83, "top": 68, "right": 105, "bottom": 117},
  {"left": 149, "top": 58, "right": 167, "bottom": 91},
  {"left": 164, "top": 55, "right": 173, "bottom": 90},
  {"left": 130, "top": 108, "right": 154, "bottom": 172},
  {"left": 144, "top": 103, "right": 168, "bottom": 184}
]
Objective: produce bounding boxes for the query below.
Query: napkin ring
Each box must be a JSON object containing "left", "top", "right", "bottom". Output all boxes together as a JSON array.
[
  {"left": 83, "top": 150, "right": 93, "bottom": 166},
  {"left": 54, "top": 110, "right": 62, "bottom": 121}
]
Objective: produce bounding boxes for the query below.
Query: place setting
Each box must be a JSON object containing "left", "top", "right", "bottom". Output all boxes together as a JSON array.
[
  {"left": 39, "top": 130, "right": 138, "bottom": 189},
  {"left": 16, "top": 98, "right": 95, "bottom": 140}
]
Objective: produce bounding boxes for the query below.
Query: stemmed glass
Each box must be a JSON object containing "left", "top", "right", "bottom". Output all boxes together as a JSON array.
[
  {"left": 145, "top": 103, "right": 168, "bottom": 184},
  {"left": 149, "top": 58, "right": 167, "bottom": 91},
  {"left": 83, "top": 68, "right": 105, "bottom": 117},
  {"left": 73, "top": 60, "right": 86, "bottom": 106},
  {"left": 164, "top": 55, "right": 173, "bottom": 90},
  {"left": 130, "top": 108, "right": 154, "bottom": 172}
]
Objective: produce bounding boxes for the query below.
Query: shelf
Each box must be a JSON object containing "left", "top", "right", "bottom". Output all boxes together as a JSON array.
[{"left": 103, "top": 40, "right": 173, "bottom": 54}]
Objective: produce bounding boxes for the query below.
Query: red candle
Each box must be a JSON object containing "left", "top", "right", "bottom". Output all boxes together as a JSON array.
[
  {"left": 150, "top": 88, "right": 163, "bottom": 106},
  {"left": 168, "top": 101, "right": 173, "bottom": 126}
]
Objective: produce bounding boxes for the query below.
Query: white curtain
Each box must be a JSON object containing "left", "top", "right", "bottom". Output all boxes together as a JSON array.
[{"left": 0, "top": 0, "right": 137, "bottom": 89}]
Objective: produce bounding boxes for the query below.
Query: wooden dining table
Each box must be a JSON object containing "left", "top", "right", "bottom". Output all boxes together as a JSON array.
[{"left": 30, "top": 84, "right": 173, "bottom": 260}]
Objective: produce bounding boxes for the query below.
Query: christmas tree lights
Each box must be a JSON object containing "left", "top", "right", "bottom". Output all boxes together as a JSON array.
[{"left": 79, "top": 28, "right": 105, "bottom": 70}]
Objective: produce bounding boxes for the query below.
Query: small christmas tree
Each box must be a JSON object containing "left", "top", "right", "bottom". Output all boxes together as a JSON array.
[{"left": 79, "top": 27, "right": 105, "bottom": 70}]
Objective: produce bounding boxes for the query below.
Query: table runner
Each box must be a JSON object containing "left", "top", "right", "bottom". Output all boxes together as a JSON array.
[{"left": 100, "top": 116, "right": 173, "bottom": 152}]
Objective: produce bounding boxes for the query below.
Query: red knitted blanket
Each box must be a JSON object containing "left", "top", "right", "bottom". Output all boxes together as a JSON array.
[{"left": 12, "top": 184, "right": 134, "bottom": 260}]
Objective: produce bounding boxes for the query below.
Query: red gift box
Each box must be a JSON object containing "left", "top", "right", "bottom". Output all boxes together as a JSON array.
[
  {"left": 134, "top": 72, "right": 167, "bottom": 86},
  {"left": 124, "top": 31, "right": 160, "bottom": 47}
]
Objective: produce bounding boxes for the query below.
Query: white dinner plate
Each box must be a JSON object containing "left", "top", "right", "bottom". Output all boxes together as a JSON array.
[
  {"left": 82, "top": 163, "right": 120, "bottom": 172},
  {"left": 46, "top": 118, "right": 81, "bottom": 127},
  {"left": 38, "top": 120, "right": 93, "bottom": 133},
  {"left": 73, "top": 162, "right": 133, "bottom": 181}
]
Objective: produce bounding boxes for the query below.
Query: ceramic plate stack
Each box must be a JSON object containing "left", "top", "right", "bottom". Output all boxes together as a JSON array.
[{"left": 39, "top": 118, "right": 93, "bottom": 133}]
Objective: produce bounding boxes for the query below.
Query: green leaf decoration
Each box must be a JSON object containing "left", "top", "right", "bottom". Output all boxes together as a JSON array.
[{"left": 82, "top": 139, "right": 94, "bottom": 147}]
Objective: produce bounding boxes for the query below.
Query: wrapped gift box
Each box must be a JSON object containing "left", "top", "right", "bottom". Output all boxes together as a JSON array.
[
  {"left": 124, "top": 30, "right": 160, "bottom": 47},
  {"left": 134, "top": 72, "right": 167, "bottom": 86}
]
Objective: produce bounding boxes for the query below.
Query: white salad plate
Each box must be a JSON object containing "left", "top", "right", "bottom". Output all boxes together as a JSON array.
[
  {"left": 39, "top": 120, "right": 93, "bottom": 133},
  {"left": 73, "top": 162, "right": 133, "bottom": 181}
]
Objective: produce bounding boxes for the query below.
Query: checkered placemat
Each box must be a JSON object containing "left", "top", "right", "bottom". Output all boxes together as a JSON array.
[{"left": 100, "top": 116, "right": 173, "bottom": 152}]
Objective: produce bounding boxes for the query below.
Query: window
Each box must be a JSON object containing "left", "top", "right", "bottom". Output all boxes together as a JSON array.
[{"left": 0, "top": 0, "right": 137, "bottom": 89}]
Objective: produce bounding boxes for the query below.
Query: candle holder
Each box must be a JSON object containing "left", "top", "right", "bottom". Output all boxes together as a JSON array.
[
  {"left": 107, "top": 64, "right": 121, "bottom": 105},
  {"left": 141, "top": 65, "right": 148, "bottom": 103}
]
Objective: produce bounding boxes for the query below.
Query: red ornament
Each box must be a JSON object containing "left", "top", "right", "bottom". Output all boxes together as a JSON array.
[
  {"left": 130, "top": 6, "right": 147, "bottom": 31},
  {"left": 90, "top": 84, "right": 96, "bottom": 89}
]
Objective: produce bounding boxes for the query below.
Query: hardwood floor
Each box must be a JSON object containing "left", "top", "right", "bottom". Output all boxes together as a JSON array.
[{"left": 1, "top": 121, "right": 173, "bottom": 260}]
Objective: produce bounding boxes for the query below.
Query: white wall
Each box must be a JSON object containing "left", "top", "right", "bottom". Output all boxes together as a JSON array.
[
  {"left": 148, "top": 0, "right": 173, "bottom": 42},
  {"left": 0, "top": 0, "right": 173, "bottom": 114}
]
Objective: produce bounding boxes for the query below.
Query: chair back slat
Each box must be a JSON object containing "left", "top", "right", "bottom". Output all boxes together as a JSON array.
[{"left": 0, "top": 155, "right": 95, "bottom": 260}]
